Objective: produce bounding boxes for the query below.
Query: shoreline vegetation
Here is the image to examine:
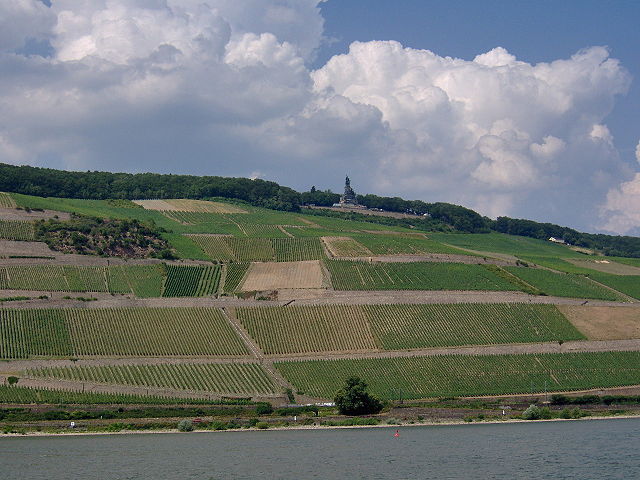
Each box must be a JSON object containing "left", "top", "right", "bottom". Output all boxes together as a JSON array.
[{"left": 1, "top": 413, "right": 639, "bottom": 438}]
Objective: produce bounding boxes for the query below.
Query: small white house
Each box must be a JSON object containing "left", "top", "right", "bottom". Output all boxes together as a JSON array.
[{"left": 548, "top": 237, "right": 565, "bottom": 244}]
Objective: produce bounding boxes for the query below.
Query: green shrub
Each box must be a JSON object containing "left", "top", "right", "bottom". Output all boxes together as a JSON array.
[
  {"left": 209, "top": 421, "right": 227, "bottom": 431},
  {"left": 256, "top": 403, "right": 274, "bottom": 415},
  {"left": 522, "top": 404, "right": 541, "bottom": 420},
  {"left": 177, "top": 419, "right": 194, "bottom": 432},
  {"left": 560, "top": 407, "right": 587, "bottom": 419},
  {"left": 285, "top": 388, "right": 295, "bottom": 403},
  {"left": 256, "top": 422, "right": 270, "bottom": 429}
]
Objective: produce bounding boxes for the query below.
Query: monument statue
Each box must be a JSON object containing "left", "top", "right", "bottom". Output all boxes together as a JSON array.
[{"left": 340, "top": 175, "right": 359, "bottom": 206}]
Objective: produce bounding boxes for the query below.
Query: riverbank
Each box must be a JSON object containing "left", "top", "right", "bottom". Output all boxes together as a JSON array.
[{"left": 2, "top": 412, "right": 639, "bottom": 438}]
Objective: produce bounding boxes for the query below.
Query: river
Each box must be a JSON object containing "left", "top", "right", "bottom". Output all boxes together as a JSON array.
[{"left": 1, "top": 418, "right": 639, "bottom": 479}]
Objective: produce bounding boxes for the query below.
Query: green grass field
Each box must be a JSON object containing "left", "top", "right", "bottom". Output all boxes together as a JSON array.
[
  {"left": 517, "top": 256, "right": 595, "bottom": 274},
  {"left": 0, "top": 307, "right": 248, "bottom": 358},
  {"left": 587, "top": 273, "right": 640, "bottom": 300},
  {"left": 161, "top": 233, "right": 209, "bottom": 260},
  {"left": 326, "top": 260, "right": 521, "bottom": 291},
  {"left": 504, "top": 267, "right": 624, "bottom": 300},
  {"left": 276, "top": 351, "right": 640, "bottom": 399},
  {"left": 607, "top": 257, "right": 640, "bottom": 268},
  {"left": 237, "top": 304, "right": 583, "bottom": 354},
  {"left": 298, "top": 213, "right": 403, "bottom": 233},
  {"left": 27, "top": 363, "right": 278, "bottom": 395},
  {"left": 430, "top": 233, "right": 583, "bottom": 257}
]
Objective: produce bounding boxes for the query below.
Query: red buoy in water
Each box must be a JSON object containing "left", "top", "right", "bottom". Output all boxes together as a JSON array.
[{"left": 394, "top": 430, "right": 399, "bottom": 437}]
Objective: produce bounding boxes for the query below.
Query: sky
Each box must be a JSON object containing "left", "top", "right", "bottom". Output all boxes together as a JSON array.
[{"left": 1, "top": 1, "right": 639, "bottom": 235}]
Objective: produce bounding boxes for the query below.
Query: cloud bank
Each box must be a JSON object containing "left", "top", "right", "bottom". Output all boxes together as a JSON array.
[{"left": 0, "top": 0, "right": 637, "bottom": 234}]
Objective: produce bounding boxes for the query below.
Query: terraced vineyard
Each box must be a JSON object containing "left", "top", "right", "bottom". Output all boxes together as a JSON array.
[
  {"left": 0, "top": 264, "right": 166, "bottom": 297},
  {"left": 237, "top": 305, "right": 378, "bottom": 355},
  {"left": 0, "top": 309, "right": 72, "bottom": 358},
  {"left": 284, "top": 226, "right": 346, "bottom": 238},
  {"left": 363, "top": 304, "right": 584, "bottom": 349},
  {"left": 276, "top": 351, "right": 640, "bottom": 399},
  {"left": 189, "top": 236, "right": 324, "bottom": 262},
  {"left": 0, "top": 385, "right": 230, "bottom": 405},
  {"left": 3, "top": 265, "right": 75, "bottom": 291},
  {"left": 240, "top": 224, "right": 290, "bottom": 238},
  {"left": 352, "top": 233, "right": 470, "bottom": 256},
  {"left": 0, "top": 219, "right": 35, "bottom": 241},
  {"left": 162, "top": 264, "right": 221, "bottom": 297},
  {"left": 273, "top": 238, "right": 324, "bottom": 261},
  {"left": 237, "top": 304, "right": 583, "bottom": 354},
  {"left": 323, "top": 237, "right": 372, "bottom": 257},
  {"left": 107, "top": 265, "right": 165, "bottom": 297},
  {"left": 0, "top": 192, "right": 16, "bottom": 208},
  {"left": 27, "top": 362, "right": 278, "bottom": 395},
  {"left": 223, "top": 263, "right": 250, "bottom": 293},
  {"left": 65, "top": 307, "right": 246, "bottom": 356},
  {"left": 326, "top": 260, "right": 520, "bottom": 291},
  {"left": 0, "top": 307, "right": 248, "bottom": 358},
  {"left": 504, "top": 267, "right": 624, "bottom": 300}
]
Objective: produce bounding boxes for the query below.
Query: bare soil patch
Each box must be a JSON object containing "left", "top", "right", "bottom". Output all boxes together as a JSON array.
[
  {"left": 566, "top": 258, "right": 640, "bottom": 275},
  {"left": 0, "top": 208, "right": 70, "bottom": 221},
  {"left": 0, "top": 240, "right": 55, "bottom": 257},
  {"left": 558, "top": 305, "right": 640, "bottom": 340},
  {"left": 241, "top": 260, "right": 325, "bottom": 291}
]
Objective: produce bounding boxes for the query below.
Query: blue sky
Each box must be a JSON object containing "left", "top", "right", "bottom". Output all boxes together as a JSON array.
[{"left": 0, "top": 1, "right": 639, "bottom": 234}]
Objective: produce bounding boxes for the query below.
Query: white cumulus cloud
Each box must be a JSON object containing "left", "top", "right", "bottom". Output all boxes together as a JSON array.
[
  {"left": 600, "top": 139, "right": 640, "bottom": 235},
  {"left": 310, "top": 41, "right": 631, "bottom": 226}
]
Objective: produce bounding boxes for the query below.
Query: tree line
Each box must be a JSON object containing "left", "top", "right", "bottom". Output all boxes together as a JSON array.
[{"left": 0, "top": 163, "right": 300, "bottom": 212}]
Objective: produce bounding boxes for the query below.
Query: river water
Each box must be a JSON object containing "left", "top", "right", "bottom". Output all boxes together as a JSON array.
[{"left": 1, "top": 418, "right": 639, "bottom": 479}]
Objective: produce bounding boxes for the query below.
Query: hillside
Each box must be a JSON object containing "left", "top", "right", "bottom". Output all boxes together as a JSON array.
[
  {"left": 2, "top": 162, "right": 639, "bottom": 257},
  {"left": 1, "top": 187, "right": 640, "bottom": 432}
]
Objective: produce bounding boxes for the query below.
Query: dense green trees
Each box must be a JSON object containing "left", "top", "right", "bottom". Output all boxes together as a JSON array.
[
  {"left": 493, "top": 217, "right": 640, "bottom": 257},
  {"left": 0, "top": 163, "right": 300, "bottom": 212},
  {"left": 334, "top": 377, "right": 383, "bottom": 415}
]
